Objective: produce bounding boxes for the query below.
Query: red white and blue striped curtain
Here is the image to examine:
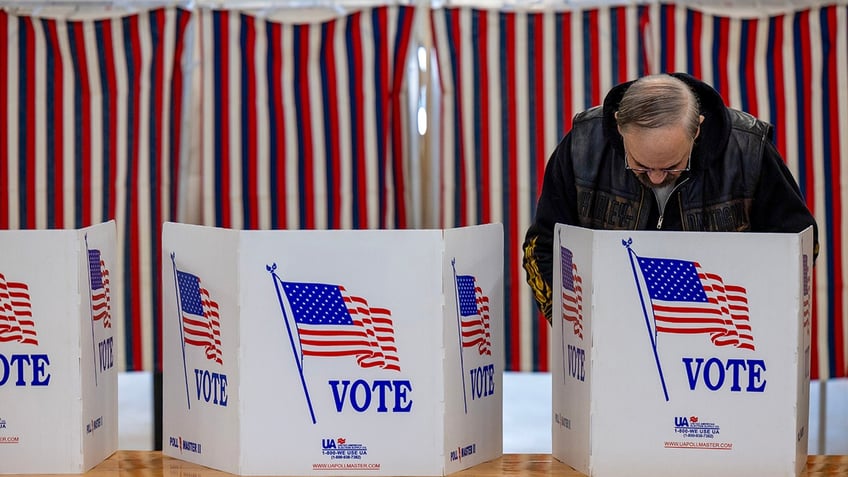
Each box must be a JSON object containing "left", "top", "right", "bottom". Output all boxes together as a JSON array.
[
  {"left": 3, "top": 2, "right": 845, "bottom": 381},
  {"left": 431, "top": 3, "right": 847, "bottom": 379},
  {"left": 647, "top": 3, "right": 847, "bottom": 379},
  {"left": 0, "top": 7, "right": 192, "bottom": 371},
  {"left": 431, "top": 5, "right": 651, "bottom": 372},
  {"left": 197, "top": 5, "right": 416, "bottom": 230}
]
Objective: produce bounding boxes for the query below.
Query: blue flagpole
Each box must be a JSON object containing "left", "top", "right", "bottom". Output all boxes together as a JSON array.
[
  {"left": 268, "top": 264, "right": 317, "bottom": 424},
  {"left": 558, "top": 230, "right": 566, "bottom": 385},
  {"left": 562, "top": 316, "right": 567, "bottom": 386},
  {"left": 623, "top": 240, "right": 669, "bottom": 402},
  {"left": 451, "top": 258, "right": 469, "bottom": 414},
  {"left": 171, "top": 253, "right": 192, "bottom": 409},
  {"left": 84, "top": 234, "right": 98, "bottom": 387}
]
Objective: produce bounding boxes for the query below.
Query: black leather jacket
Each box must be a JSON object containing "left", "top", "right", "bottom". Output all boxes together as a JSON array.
[{"left": 523, "top": 73, "right": 818, "bottom": 321}]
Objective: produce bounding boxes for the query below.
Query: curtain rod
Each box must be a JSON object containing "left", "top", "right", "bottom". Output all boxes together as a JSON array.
[
  {"left": 433, "top": 0, "right": 845, "bottom": 14},
  {"left": 2, "top": 0, "right": 842, "bottom": 8},
  {"left": 0, "top": 0, "right": 415, "bottom": 8},
  {"left": 0, "top": 0, "right": 190, "bottom": 6},
  {"left": 198, "top": 0, "right": 417, "bottom": 11}
]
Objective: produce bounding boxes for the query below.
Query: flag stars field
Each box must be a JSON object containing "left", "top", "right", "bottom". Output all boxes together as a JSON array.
[
  {"left": 639, "top": 258, "right": 710, "bottom": 302},
  {"left": 283, "top": 283, "right": 354, "bottom": 325}
]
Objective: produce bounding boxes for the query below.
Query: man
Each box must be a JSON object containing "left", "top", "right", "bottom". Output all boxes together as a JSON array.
[{"left": 523, "top": 73, "right": 818, "bottom": 322}]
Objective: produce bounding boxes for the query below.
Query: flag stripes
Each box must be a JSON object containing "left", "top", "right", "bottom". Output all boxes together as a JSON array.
[
  {"left": 280, "top": 281, "right": 400, "bottom": 371},
  {"left": 177, "top": 269, "right": 223, "bottom": 365},
  {"left": 635, "top": 254, "right": 755, "bottom": 350},
  {"left": 0, "top": 7, "right": 192, "bottom": 371},
  {"left": 560, "top": 247, "right": 583, "bottom": 339},
  {"left": 199, "top": 6, "right": 416, "bottom": 232},
  {"left": 89, "top": 249, "right": 113, "bottom": 328},
  {"left": 0, "top": 273, "right": 37, "bottom": 345},
  {"left": 456, "top": 274, "right": 493, "bottom": 356}
]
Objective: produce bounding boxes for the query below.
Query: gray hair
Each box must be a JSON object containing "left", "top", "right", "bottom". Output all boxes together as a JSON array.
[{"left": 616, "top": 75, "right": 701, "bottom": 138}]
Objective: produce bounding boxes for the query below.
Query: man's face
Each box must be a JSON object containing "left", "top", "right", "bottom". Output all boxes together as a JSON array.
[{"left": 621, "top": 125, "right": 693, "bottom": 189}]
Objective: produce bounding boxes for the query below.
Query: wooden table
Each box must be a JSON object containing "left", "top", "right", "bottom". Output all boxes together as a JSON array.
[{"left": 13, "top": 452, "right": 848, "bottom": 476}]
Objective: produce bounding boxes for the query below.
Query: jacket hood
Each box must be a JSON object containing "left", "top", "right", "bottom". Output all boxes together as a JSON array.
[{"left": 601, "top": 72, "right": 733, "bottom": 168}]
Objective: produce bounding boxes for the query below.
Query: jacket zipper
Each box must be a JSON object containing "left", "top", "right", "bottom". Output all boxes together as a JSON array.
[{"left": 655, "top": 177, "right": 690, "bottom": 230}]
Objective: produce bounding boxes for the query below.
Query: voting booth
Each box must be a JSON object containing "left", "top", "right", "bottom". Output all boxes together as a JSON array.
[
  {"left": 0, "top": 221, "right": 118, "bottom": 474},
  {"left": 552, "top": 224, "right": 814, "bottom": 477},
  {"left": 161, "top": 223, "right": 504, "bottom": 476}
]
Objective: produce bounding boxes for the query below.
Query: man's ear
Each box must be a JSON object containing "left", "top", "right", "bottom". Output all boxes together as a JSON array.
[{"left": 695, "top": 114, "right": 705, "bottom": 139}]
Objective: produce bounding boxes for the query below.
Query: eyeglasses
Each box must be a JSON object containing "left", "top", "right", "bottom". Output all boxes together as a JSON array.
[{"left": 624, "top": 149, "right": 692, "bottom": 175}]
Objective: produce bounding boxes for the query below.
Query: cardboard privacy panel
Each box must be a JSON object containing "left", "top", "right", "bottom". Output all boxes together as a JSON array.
[
  {"left": 162, "top": 223, "right": 503, "bottom": 475},
  {"left": 0, "top": 221, "right": 118, "bottom": 474},
  {"left": 552, "top": 224, "right": 814, "bottom": 477}
]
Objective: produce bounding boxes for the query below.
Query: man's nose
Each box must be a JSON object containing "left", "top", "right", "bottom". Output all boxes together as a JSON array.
[{"left": 646, "top": 170, "right": 668, "bottom": 184}]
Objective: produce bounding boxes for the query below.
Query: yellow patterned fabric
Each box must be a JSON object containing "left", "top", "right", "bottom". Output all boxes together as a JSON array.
[{"left": 522, "top": 236, "right": 552, "bottom": 324}]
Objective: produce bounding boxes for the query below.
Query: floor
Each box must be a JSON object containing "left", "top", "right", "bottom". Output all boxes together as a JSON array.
[{"left": 119, "top": 372, "right": 848, "bottom": 454}]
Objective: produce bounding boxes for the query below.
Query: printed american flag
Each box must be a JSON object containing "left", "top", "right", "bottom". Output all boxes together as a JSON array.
[
  {"left": 0, "top": 273, "right": 37, "bottom": 345},
  {"left": 803, "top": 254, "right": 812, "bottom": 332},
  {"left": 456, "top": 275, "right": 492, "bottom": 355},
  {"left": 282, "top": 281, "right": 400, "bottom": 371},
  {"left": 177, "top": 270, "right": 223, "bottom": 365},
  {"left": 88, "top": 249, "right": 112, "bottom": 328},
  {"left": 636, "top": 256, "right": 754, "bottom": 350},
  {"left": 560, "top": 247, "right": 583, "bottom": 339}
]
